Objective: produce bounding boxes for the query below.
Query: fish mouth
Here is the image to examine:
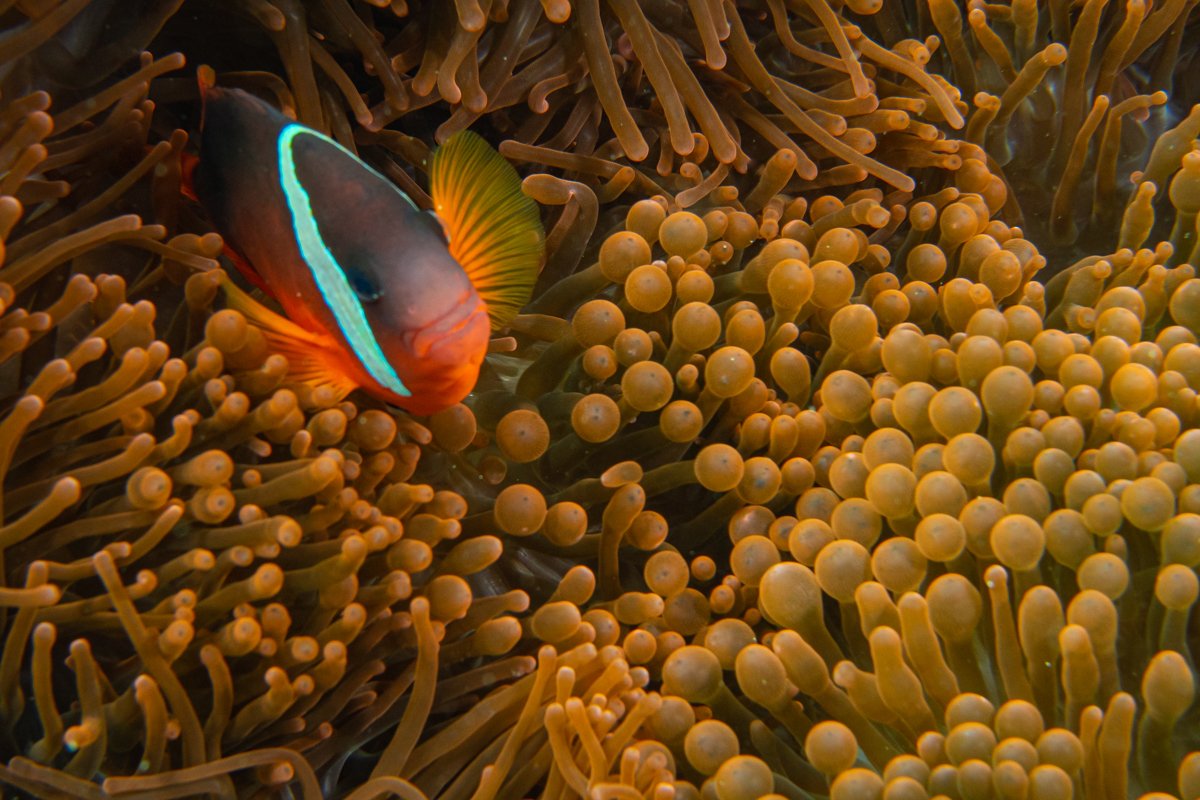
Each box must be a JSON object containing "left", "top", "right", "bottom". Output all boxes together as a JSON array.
[{"left": 403, "top": 295, "right": 488, "bottom": 360}]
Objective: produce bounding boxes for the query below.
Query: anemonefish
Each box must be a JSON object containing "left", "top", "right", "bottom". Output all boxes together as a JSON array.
[{"left": 190, "top": 71, "right": 544, "bottom": 415}]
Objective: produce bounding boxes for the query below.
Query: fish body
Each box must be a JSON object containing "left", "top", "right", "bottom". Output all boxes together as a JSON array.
[{"left": 193, "top": 83, "right": 542, "bottom": 414}]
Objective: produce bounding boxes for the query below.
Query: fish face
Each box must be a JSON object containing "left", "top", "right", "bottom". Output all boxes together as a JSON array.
[
  {"left": 368, "top": 292, "right": 491, "bottom": 414},
  {"left": 350, "top": 246, "right": 491, "bottom": 412}
]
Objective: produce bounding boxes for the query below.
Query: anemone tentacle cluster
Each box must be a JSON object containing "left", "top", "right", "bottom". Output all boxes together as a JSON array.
[{"left": 0, "top": 0, "right": 1198, "bottom": 798}]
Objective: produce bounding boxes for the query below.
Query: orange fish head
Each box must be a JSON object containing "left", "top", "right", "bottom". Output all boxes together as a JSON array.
[{"left": 368, "top": 295, "right": 491, "bottom": 416}]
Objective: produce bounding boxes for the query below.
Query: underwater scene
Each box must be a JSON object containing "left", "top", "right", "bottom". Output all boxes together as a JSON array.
[{"left": 0, "top": 0, "right": 1199, "bottom": 797}]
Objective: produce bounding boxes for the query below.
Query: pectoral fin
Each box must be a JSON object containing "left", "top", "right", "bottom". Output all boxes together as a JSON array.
[
  {"left": 221, "top": 277, "right": 358, "bottom": 399},
  {"left": 430, "top": 131, "right": 545, "bottom": 331}
]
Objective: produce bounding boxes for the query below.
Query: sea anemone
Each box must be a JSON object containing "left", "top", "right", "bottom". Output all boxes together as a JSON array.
[{"left": 0, "top": 0, "right": 1198, "bottom": 798}]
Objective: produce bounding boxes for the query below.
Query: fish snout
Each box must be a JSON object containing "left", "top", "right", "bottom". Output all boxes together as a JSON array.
[
  {"left": 394, "top": 298, "right": 490, "bottom": 413},
  {"left": 403, "top": 294, "right": 488, "bottom": 360}
]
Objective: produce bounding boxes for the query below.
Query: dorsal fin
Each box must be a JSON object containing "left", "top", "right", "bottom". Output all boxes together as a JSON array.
[
  {"left": 185, "top": 65, "right": 218, "bottom": 202},
  {"left": 429, "top": 131, "right": 544, "bottom": 332},
  {"left": 196, "top": 64, "right": 216, "bottom": 131},
  {"left": 180, "top": 151, "right": 200, "bottom": 202}
]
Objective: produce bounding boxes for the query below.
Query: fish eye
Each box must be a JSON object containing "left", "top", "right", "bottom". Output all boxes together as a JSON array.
[{"left": 346, "top": 266, "right": 382, "bottom": 302}]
